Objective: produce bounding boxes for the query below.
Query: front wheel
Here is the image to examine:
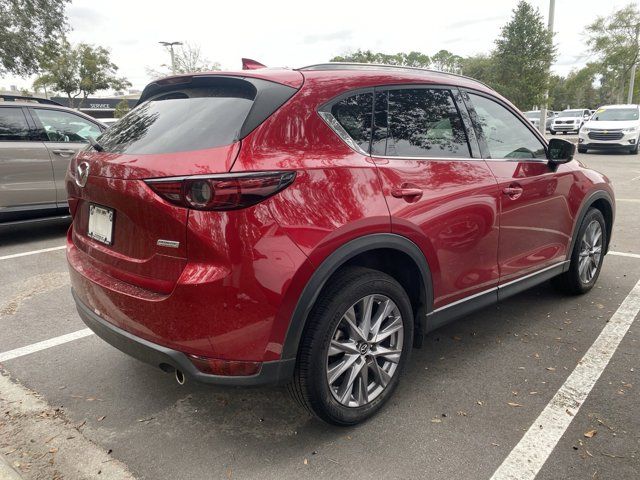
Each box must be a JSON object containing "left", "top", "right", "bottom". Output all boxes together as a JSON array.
[
  {"left": 578, "top": 146, "right": 587, "bottom": 154},
  {"left": 290, "top": 266, "right": 413, "bottom": 425},
  {"left": 550, "top": 130, "right": 556, "bottom": 135},
  {"left": 553, "top": 208, "right": 606, "bottom": 295},
  {"left": 630, "top": 141, "right": 639, "bottom": 154}
]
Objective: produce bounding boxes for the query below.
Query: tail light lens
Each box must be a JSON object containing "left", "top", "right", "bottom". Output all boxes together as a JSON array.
[{"left": 145, "top": 171, "right": 296, "bottom": 211}]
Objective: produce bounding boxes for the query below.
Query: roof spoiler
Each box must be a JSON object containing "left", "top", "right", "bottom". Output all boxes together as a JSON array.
[{"left": 242, "top": 58, "right": 267, "bottom": 70}]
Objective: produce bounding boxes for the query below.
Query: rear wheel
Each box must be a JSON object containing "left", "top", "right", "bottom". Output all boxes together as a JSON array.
[
  {"left": 290, "top": 266, "right": 413, "bottom": 425},
  {"left": 554, "top": 208, "right": 606, "bottom": 294}
]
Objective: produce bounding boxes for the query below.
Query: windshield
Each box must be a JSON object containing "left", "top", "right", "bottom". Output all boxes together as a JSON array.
[
  {"left": 591, "top": 108, "right": 639, "bottom": 122},
  {"left": 558, "top": 110, "right": 584, "bottom": 118}
]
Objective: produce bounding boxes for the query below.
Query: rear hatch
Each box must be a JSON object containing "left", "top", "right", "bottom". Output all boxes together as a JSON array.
[{"left": 68, "top": 74, "right": 300, "bottom": 294}]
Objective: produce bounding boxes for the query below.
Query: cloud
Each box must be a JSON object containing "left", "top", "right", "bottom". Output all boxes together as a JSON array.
[
  {"left": 447, "top": 15, "right": 503, "bottom": 29},
  {"left": 303, "top": 30, "right": 352, "bottom": 44}
]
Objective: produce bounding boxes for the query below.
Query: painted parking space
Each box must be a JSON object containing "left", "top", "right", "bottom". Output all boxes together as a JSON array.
[{"left": 1, "top": 150, "right": 639, "bottom": 479}]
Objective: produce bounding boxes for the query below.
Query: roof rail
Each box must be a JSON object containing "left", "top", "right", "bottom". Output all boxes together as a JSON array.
[
  {"left": 0, "top": 94, "right": 63, "bottom": 106},
  {"left": 296, "top": 62, "right": 494, "bottom": 90}
]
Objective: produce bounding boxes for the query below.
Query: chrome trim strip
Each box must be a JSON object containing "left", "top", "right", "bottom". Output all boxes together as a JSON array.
[
  {"left": 430, "top": 260, "right": 570, "bottom": 314},
  {"left": 373, "top": 154, "right": 480, "bottom": 162},
  {"left": 431, "top": 287, "right": 497, "bottom": 314},
  {"left": 317, "top": 111, "right": 369, "bottom": 156},
  {"left": 498, "top": 260, "right": 570, "bottom": 289}
]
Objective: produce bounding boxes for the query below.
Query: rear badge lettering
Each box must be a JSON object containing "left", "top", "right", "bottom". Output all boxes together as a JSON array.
[{"left": 157, "top": 239, "right": 180, "bottom": 248}]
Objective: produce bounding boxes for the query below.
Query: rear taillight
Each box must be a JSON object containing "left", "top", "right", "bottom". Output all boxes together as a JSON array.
[{"left": 145, "top": 171, "right": 296, "bottom": 211}]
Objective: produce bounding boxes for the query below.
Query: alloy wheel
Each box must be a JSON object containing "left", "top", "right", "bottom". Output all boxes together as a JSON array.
[
  {"left": 326, "top": 294, "right": 404, "bottom": 407},
  {"left": 578, "top": 220, "right": 603, "bottom": 284}
]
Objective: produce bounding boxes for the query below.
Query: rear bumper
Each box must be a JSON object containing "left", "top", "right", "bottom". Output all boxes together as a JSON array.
[{"left": 72, "top": 289, "right": 296, "bottom": 386}]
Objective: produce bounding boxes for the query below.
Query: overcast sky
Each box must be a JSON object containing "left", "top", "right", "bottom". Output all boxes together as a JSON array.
[{"left": 1, "top": 0, "right": 633, "bottom": 93}]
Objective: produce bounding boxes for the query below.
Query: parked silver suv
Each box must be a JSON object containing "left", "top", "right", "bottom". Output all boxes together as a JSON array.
[{"left": 0, "top": 95, "right": 106, "bottom": 223}]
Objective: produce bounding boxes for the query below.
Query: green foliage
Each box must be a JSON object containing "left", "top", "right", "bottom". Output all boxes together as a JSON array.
[
  {"left": 430, "top": 50, "right": 462, "bottom": 73},
  {"left": 585, "top": 3, "right": 640, "bottom": 103},
  {"left": 460, "top": 54, "right": 496, "bottom": 85},
  {"left": 492, "top": 1, "right": 556, "bottom": 110},
  {"left": 34, "top": 40, "right": 130, "bottom": 108},
  {"left": 114, "top": 98, "right": 130, "bottom": 119},
  {"left": 330, "top": 49, "right": 431, "bottom": 68},
  {"left": 0, "top": 0, "right": 69, "bottom": 76}
]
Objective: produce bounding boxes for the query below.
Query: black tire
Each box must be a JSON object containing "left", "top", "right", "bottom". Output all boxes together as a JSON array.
[
  {"left": 550, "top": 130, "right": 556, "bottom": 135},
  {"left": 630, "top": 140, "right": 639, "bottom": 154},
  {"left": 553, "top": 208, "right": 606, "bottom": 295},
  {"left": 577, "top": 146, "right": 587, "bottom": 154},
  {"left": 289, "top": 266, "right": 414, "bottom": 425}
]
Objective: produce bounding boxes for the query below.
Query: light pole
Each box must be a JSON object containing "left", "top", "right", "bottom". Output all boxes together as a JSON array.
[
  {"left": 159, "top": 41, "right": 183, "bottom": 75},
  {"left": 627, "top": 23, "right": 639, "bottom": 104},
  {"left": 539, "top": 0, "right": 555, "bottom": 135}
]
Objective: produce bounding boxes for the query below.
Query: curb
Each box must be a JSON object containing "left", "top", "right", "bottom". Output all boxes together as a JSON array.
[{"left": 0, "top": 455, "right": 22, "bottom": 480}]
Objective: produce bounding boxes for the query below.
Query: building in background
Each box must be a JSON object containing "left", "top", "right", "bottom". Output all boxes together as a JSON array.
[{"left": 50, "top": 94, "right": 139, "bottom": 119}]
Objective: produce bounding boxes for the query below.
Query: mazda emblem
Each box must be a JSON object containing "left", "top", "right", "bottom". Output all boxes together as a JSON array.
[{"left": 76, "top": 161, "right": 90, "bottom": 187}]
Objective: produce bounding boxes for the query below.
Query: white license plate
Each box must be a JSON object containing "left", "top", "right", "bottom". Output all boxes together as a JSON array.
[{"left": 88, "top": 204, "right": 114, "bottom": 245}]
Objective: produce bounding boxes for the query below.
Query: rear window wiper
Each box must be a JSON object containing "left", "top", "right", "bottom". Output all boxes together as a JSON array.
[{"left": 88, "top": 136, "right": 104, "bottom": 152}]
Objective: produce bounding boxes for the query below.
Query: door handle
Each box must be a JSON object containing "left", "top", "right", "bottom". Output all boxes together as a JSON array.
[
  {"left": 391, "top": 187, "right": 423, "bottom": 201},
  {"left": 502, "top": 184, "right": 524, "bottom": 200},
  {"left": 51, "top": 149, "right": 76, "bottom": 157}
]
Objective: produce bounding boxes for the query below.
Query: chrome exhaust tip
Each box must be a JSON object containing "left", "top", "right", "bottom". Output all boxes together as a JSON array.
[{"left": 175, "top": 369, "right": 186, "bottom": 385}]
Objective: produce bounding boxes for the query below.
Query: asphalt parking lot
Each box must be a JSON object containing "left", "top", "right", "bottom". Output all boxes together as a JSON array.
[{"left": 1, "top": 140, "right": 639, "bottom": 480}]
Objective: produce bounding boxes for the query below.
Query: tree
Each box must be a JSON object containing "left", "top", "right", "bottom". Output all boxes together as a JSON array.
[
  {"left": 585, "top": 4, "right": 640, "bottom": 103},
  {"left": 34, "top": 40, "right": 130, "bottom": 108},
  {"left": 146, "top": 42, "right": 220, "bottom": 79},
  {"left": 460, "top": 54, "right": 496, "bottom": 86},
  {"left": 0, "top": 0, "right": 69, "bottom": 76},
  {"left": 430, "top": 50, "right": 462, "bottom": 73},
  {"left": 330, "top": 49, "right": 431, "bottom": 68},
  {"left": 114, "top": 98, "right": 130, "bottom": 118},
  {"left": 492, "top": 1, "right": 556, "bottom": 110}
]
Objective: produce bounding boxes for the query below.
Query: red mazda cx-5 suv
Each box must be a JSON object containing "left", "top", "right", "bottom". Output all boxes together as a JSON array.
[{"left": 67, "top": 63, "right": 614, "bottom": 425}]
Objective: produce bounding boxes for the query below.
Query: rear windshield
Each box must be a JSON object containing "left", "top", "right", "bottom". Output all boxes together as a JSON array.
[
  {"left": 591, "top": 108, "right": 639, "bottom": 121},
  {"left": 97, "top": 81, "right": 256, "bottom": 155}
]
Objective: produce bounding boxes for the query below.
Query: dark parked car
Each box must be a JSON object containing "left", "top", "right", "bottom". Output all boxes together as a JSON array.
[
  {"left": 67, "top": 64, "right": 614, "bottom": 425},
  {"left": 0, "top": 95, "right": 106, "bottom": 223}
]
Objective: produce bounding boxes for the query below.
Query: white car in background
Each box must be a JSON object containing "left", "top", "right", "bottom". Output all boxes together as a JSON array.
[
  {"left": 578, "top": 104, "right": 640, "bottom": 154},
  {"left": 550, "top": 108, "right": 592, "bottom": 135},
  {"left": 523, "top": 110, "right": 556, "bottom": 131}
]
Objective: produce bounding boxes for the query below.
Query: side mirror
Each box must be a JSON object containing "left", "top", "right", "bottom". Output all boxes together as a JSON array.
[{"left": 548, "top": 138, "right": 575, "bottom": 164}]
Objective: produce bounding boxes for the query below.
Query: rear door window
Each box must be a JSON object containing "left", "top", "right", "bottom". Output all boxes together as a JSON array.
[
  {"left": 98, "top": 81, "right": 257, "bottom": 155},
  {"left": 373, "top": 88, "right": 471, "bottom": 158},
  {"left": 0, "top": 107, "right": 30, "bottom": 141}
]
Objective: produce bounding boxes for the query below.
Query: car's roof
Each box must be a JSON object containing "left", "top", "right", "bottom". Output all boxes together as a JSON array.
[
  {"left": 148, "top": 63, "right": 496, "bottom": 95},
  {"left": 0, "top": 100, "right": 106, "bottom": 126},
  {"left": 597, "top": 104, "right": 639, "bottom": 109}
]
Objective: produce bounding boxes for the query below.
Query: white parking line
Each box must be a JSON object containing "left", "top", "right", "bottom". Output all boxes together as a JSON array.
[
  {"left": 0, "top": 329, "right": 94, "bottom": 363},
  {"left": 609, "top": 251, "right": 640, "bottom": 260},
  {"left": 616, "top": 198, "right": 640, "bottom": 203},
  {"left": 490, "top": 277, "right": 640, "bottom": 480},
  {"left": 0, "top": 245, "right": 66, "bottom": 261}
]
